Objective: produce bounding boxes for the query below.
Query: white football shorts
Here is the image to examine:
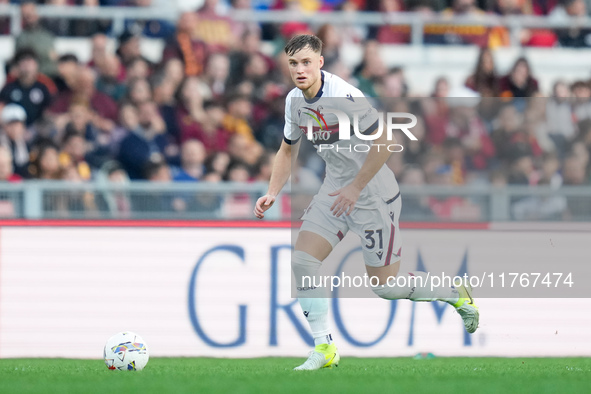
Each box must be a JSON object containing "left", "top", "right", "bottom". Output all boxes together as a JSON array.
[{"left": 300, "top": 192, "right": 402, "bottom": 267}]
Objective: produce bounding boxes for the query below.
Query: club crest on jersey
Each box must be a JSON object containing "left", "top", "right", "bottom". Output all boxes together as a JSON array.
[{"left": 303, "top": 106, "right": 328, "bottom": 131}]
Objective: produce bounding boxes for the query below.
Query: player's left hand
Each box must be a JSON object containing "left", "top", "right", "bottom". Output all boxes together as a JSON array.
[{"left": 329, "top": 184, "right": 362, "bottom": 217}]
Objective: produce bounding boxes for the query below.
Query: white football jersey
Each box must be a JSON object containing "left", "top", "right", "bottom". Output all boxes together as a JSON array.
[{"left": 284, "top": 71, "right": 400, "bottom": 209}]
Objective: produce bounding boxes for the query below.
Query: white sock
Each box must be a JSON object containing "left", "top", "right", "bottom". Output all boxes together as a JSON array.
[
  {"left": 292, "top": 251, "right": 333, "bottom": 345},
  {"left": 372, "top": 271, "right": 459, "bottom": 305}
]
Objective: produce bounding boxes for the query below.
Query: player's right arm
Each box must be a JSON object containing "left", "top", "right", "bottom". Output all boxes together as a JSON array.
[
  {"left": 254, "top": 91, "right": 302, "bottom": 219},
  {"left": 254, "top": 139, "right": 300, "bottom": 219}
]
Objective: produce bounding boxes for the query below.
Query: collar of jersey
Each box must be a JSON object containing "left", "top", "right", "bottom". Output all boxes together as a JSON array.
[{"left": 303, "top": 71, "right": 325, "bottom": 104}]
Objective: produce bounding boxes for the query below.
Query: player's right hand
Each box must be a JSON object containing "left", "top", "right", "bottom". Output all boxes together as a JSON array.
[{"left": 254, "top": 194, "right": 276, "bottom": 219}]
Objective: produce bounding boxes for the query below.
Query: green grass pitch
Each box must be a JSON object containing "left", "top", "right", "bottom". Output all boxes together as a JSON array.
[{"left": 1, "top": 357, "right": 590, "bottom": 394}]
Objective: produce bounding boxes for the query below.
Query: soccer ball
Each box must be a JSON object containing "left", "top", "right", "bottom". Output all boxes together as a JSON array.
[{"left": 103, "top": 331, "right": 149, "bottom": 371}]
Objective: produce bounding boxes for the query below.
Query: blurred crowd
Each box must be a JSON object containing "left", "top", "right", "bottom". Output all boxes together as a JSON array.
[
  {"left": 0, "top": 0, "right": 591, "bottom": 220},
  {"left": 3, "top": 0, "right": 591, "bottom": 48}
]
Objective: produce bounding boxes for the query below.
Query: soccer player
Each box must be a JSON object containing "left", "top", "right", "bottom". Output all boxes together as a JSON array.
[{"left": 254, "top": 35, "right": 479, "bottom": 370}]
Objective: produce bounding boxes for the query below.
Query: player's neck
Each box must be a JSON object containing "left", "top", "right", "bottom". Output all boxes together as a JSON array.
[{"left": 302, "top": 73, "right": 323, "bottom": 100}]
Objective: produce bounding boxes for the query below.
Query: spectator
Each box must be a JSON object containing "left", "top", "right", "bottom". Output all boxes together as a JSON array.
[
  {"left": 425, "top": 100, "right": 495, "bottom": 170},
  {"left": 123, "top": 0, "right": 176, "bottom": 39},
  {"left": 253, "top": 151, "right": 275, "bottom": 182},
  {"left": 376, "top": 67, "right": 408, "bottom": 98},
  {"left": 95, "top": 161, "right": 132, "bottom": 218},
  {"left": 182, "top": 100, "right": 231, "bottom": 153},
  {"left": 0, "top": 146, "right": 21, "bottom": 183},
  {"left": 63, "top": 102, "right": 112, "bottom": 169},
  {"left": 134, "top": 160, "right": 185, "bottom": 214},
  {"left": 499, "top": 57, "right": 539, "bottom": 98},
  {"left": 427, "top": 164, "right": 483, "bottom": 220},
  {"left": 465, "top": 48, "right": 500, "bottom": 97},
  {"left": 51, "top": 66, "right": 119, "bottom": 124},
  {"left": 172, "top": 139, "right": 206, "bottom": 181},
  {"left": 432, "top": 77, "right": 449, "bottom": 98},
  {"left": 399, "top": 165, "right": 434, "bottom": 220},
  {"left": 562, "top": 153, "right": 588, "bottom": 185},
  {"left": 204, "top": 53, "right": 230, "bottom": 99},
  {"left": 151, "top": 72, "right": 180, "bottom": 142},
  {"left": 546, "top": 80, "right": 576, "bottom": 155},
  {"left": 375, "top": 0, "right": 411, "bottom": 44},
  {"left": 352, "top": 40, "right": 386, "bottom": 97},
  {"left": 539, "top": 152, "right": 563, "bottom": 187},
  {"left": 222, "top": 159, "right": 254, "bottom": 218},
  {"left": 224, "top": 159, "right": 251, "bottom": 182},
  {"left": 117, "top": 31, "right": 152, "bottom": 70},
  {"left": 223, "top": 94, "right": 255, "bottom": 141},
  {"left": 401, "top": 115, "right": 427, "bottom": 165},
  {"left": 152, "top": 73, "right": 177, "bottom": 107},
  {"left": 229, "top": 29, "right": 275, "bottom": 84},
  {"left": 88, "top": 33, "right": 125, "bottom": 81},
  {"left": 113, "top": 102, "right": 140, "bottom": 149},
  {"left": 175, "top": 77, "right": 208, "bottom": 141},
  {"left": 571, "top": 80, "right": 591, "bottom": 122},
  {"left": 256, "top": 84, "right": 286, "bottom": 151},
  {"left": 195, "top": 0, "right": 239, "bottom": 52},
  {"left": 42, "top": 0, "right": 72, "bottom": 37},
  {"left": 0, "top": 0, "right": 9, "bottom": 35},
  {"left": 533, "top": 0, "right": 560, "bottom": 14},
  {"left": 204, "top": 150, "right": 231, "bottom": 179},
  {"left": 507, "top": 143, "right": 536, "bottom": 185},
  {"left": 0, "top": 49, "right": 57, "bottom": 126},
  {"left": 561, "top": 154, "right": 590, "bottom": 218},
  {"left": 162, "top": 12, "right": 208, "bottom": 77},
  {"left": 426, "top": 0, "right": 488, "bottom": 46},
  {"left": 126, "top": 57, "right": 151, "bottom": 81},
  {"left": 0, "top": 104, "right": 30, "bottom": 178},
  {"left": 71, "top": 0, "right": 111, "bottom": 37},
  {"left": 53, "top": 54, "right": 79, "bottom": 94},
  {"left": 126, "top": 77, "right": 153, "bottom": 106},
  {"left": 489, "top": 0, "right": 557, "bottom": 47},
  {"left": 227, "top": 133, "right": 263, "bottom": 167},
  {"left": 316, "top": 24, "right": 341, "bottom": 68},
  {"left": 144, "top": 159, "right": 171, "bottom": 182},
  {"left": 16, "top": 1, "right": 58, "bottom": 77},
  {"left": 59, "top": 130, "right": 92, "bottom": 181},
  {"left": 0, "top": 144, "right": 21, "bottom": 215},
  {"left": 550, "top": 0, "right": 591, "bottom": 47},
  {"left": 117, "top": 101, "right": 171, "bottom": 179},
  {"left": 29, "top": 143, "right": 62, "bottom": 179},
  {"left": 95, "top": 55, "right": 127, "bottom": 102},
  {"left": 441, "top": 137, "right": 466, "bottom": 185},
  {"left": 491, "top": 104, "right": 524, "bottom": 161},
  {"left": 162, "top": 58, "right": 185, "bottom": 91}
]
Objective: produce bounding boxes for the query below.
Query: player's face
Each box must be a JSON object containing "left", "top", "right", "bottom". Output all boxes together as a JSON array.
[{"left": 287, "top": 46, "right": 324, "bottom": 97}]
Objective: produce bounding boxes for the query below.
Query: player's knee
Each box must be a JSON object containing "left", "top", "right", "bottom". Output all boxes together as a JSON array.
[{"left": 292, "top": 250, "right": 322, "bottom": 288}]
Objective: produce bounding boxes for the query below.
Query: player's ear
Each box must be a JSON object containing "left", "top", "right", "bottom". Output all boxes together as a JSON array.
[{"left": 319, "top": 55, "right": 324, "bottom": 69}]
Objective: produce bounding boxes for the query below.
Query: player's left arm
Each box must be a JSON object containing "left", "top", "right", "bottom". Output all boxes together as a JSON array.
[{"left": 329, "top": 127, "right": 394, "bottom": 217}]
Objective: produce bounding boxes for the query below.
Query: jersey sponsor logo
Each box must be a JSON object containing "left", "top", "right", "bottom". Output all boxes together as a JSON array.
[
  {"left": 298, "top": 124, "right": 341, "bottom": 145},
  {"left": 346, "top": 93, "right": 354, "bottom": 102}
]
